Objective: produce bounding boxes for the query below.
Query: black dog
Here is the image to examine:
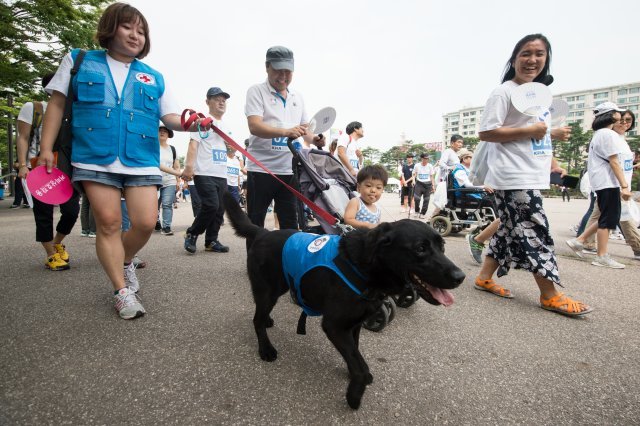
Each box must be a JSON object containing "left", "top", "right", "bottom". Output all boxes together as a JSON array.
[{"left": 224, "top": 192, "right": 465, "bottom": 409}]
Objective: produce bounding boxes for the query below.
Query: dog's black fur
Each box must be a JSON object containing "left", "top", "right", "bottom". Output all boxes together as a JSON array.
[{"left": 224, "top": 192, "right": 465, "bottom": 409}]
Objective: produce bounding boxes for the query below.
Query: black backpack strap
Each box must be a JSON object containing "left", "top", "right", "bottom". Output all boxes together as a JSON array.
[
  {"left": 54, "top": 49, "right": 86, "bottom": 151},
  {"left": 170, "top": 145, "right": 176, "bottom": 162}
]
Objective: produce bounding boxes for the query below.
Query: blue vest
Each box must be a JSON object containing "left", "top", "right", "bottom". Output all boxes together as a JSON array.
[
  {"left": 452, "top": 164, "right": 481, "bottom": 200},
  {"left": 282, "top": 233, "right": 363, "bottom": 316},
  {"left": 70, "top": 49, "right": 165, "bottom": 167}
]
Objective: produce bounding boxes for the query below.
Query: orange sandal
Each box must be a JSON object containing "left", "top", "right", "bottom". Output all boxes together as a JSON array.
[
  {"left": 474, "top": 278, "right": 513, "bottom": 298},
  {"left": 540, "top": 293, "right": 593, "bottom": 317}
]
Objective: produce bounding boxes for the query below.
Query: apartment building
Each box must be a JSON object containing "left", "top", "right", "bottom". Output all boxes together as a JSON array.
[{"left": 442, "top": 81, "right": 640, "bottom": 143}]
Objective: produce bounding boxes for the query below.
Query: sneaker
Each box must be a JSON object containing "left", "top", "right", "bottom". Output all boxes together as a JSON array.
[
  {"left": 184, "top": 232, "right": 198, "bottom": 254},
  {"left": 610, "top": 231, "right": 624, "bottom": 241},
  {"left": 80, "top": 230, "right": 90, "bottom": 237},
  {"left": 565, "top": 238, "right": 584, "bottom": 258},
  {"left": 466, "top": 233, "right": 484, "bottom": 264},
  {"left": 591, "top": 254, "right": 625, "bottom": 269},
  {"left": 205, "top": 240, "right": 229, "bottom": 253},
  {"left": 633, "top": 251, "right": 640, "bottom": 261},
  {"left": 124, "top": 262, "right": 140, "bottom": 293},
  {"left": 582, "top": 247, "right": 597, "bottom": 255},
  {"left": 568, "top": 225, "right": 579, "bottom": 236},
  {"left": 114, "top": 287, "right": 145, "bottom": 320},
  {"left": 88, "top": 232, "right": 96, "bottom": 238},
  {"left": 54, "top": 243, "right": 70, "bottom": 263},
  {"left": 10, "top": 204, "right": 20, "bottom": 209},
  {"left": 154, "top": 221, "right": 162, "bottom": 231},
  {"left": 45, "top": 253, "right": 70, "bottom": 271},
  {"left": 22, "top": 204, "right": 30, "bottom": 208},
  {"left": 132, "top": 255, "right": 147, "bottom": 269},
  {"left": 161, "top": 227, "right": 174, "bottom": 236}
]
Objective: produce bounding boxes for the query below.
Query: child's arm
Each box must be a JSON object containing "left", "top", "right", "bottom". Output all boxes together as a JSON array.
[{"left": 344, "top": 198, "right": 377, "bottom": 229}]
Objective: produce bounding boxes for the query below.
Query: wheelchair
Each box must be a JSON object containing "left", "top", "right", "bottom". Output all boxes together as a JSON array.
[{"left": 430, "top": 174, "right": 497, "bottom": 237}]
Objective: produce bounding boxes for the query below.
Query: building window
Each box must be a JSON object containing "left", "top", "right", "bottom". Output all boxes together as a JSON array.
[
  {"left": 576, "top": 103, "right": 585, "bottom": 109},
  {"left": 628, "top": 105, "right": 638, "bottom": 111},
  {"left": 566, "top": 96, "right": 575, "bottom": 102},
  {"left": 619, "top": 89, "right": 628, "bottom": 95},
  {"left": 618, "top": 98, "right": 627, "bottom": 104},
  {"left": 629, "top": 87, "right": 640, "bottom": 94},
  {"left": 577, "top": 95, "right": 585, "bottom": 101},
  {"left": 628, "top": 96, "right": 639, "bottom": 103},
  {"left": 470, "top": 111, "right": 476, "bottom": 115},
  {"left": 594, "top": 92, "right": 608, "bottom": 99},
  {"left": 576, "top": 111, "right": 584, "bottom": 116}
]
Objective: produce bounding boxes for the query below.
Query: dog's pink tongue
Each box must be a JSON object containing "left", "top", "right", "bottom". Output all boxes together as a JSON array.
[{"left": 428, "top": 286, "right": 455, "bottom": 307}]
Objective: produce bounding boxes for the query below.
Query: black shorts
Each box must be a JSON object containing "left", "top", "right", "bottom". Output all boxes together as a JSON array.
[
  {"left": 401, "top": 185, "right": 414, "bottom": 197},
  {"left": 595, "top": 187, "right": 621, "bottom": 230}
]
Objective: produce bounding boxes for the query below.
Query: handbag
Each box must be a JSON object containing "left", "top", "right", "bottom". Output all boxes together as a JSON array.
[{"left": 52, "top": 49, "right": 86, "bottom": 180}]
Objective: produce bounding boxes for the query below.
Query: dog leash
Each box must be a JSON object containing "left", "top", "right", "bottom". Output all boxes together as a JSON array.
[{"left": 181, "top": 109, "right": 339, "bottom": 227}]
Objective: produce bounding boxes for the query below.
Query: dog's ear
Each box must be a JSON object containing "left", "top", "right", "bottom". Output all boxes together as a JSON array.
[{"left": 365, "top": 222, "right": 393, "bottom": 263}]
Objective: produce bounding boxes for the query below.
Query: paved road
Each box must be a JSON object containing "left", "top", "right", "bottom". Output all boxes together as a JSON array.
[{"left": 1, "top": 194, "right": 639, "bottom": 425}]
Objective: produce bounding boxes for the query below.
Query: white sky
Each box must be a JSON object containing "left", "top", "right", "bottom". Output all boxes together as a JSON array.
[{"left": 128, "top": 0, "right": 639, "bottom": 157}]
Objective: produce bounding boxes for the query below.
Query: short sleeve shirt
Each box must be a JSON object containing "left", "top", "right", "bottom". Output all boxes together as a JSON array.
[
  {"left": 337, "top": 133, "right": 360, "bottom": 171},
  {"left": 190, "top": 116, "right": 229, "bottom": 178},
  {"left": 413, "top": 162, "right": 434, "bottom": 183},
  {"left": 244, "top": 80, "right": 308, "bottom": 175},
  {"left": 17, "top": 101, "right": 48, "bottom": 161}
]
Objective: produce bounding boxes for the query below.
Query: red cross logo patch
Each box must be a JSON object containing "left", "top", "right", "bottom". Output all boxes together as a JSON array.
[{"left": 136, "top": 73, "right": 155, "bottom": 85}]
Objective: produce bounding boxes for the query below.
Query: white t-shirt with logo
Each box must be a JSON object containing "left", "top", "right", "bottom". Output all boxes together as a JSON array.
[
  {"left": 244, "top": 80, "right": 308, "bottom": 175},
  {"left": 587, "top": 128, "right": 629, "bottom": 191},
  {"left": 226, "top": 155, "right": 242, "bottom": 186},
  {"left": 17, "top": 101, "right": 48, "bottom": 161},
  {"left": 190, "top": 116, "right": 229, "bottom": 178},
  {"left": 480, "top": 80, "right": 553, "bottom": 190},
  {"left": 337, "top": 133, "right": 360, "bottom": 171},
  {"left": 46, "top": 52, "right": 179, "bottom": 176},
  {"left": 413, "top": 162, "right": 435, "bottom": 183},
  {"left": 160, "top": 145, "right": 177, "bottom": 187}
]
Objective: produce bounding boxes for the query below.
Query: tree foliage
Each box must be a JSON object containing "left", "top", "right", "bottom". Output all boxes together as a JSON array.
[
  {"left": 555, "top": 122, "right": 592, "bottom": 174},
  {"left": 0, "top": 0, "right": 105, "bottom": 174}
]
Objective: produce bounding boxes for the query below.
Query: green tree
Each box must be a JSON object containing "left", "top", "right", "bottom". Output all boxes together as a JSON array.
[
  {"left": 361, "top": 146, "right": 381, "bottom": 166},
  {"left": 463, "top": 136, "right": 480, "bottom": 151},
  {"left": 380, "top": 145, "right": 407, "bottom": 178},
  {"left": 555, "top": 122, "right": 592, "bottom": 174},
  {"left": 0, "top": 0, "right": 105, "bottom": 174}
]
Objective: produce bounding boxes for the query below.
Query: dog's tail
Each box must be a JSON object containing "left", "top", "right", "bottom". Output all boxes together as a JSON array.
[{"left": 223, "top": 191, "right": 267, "bottom": 242}]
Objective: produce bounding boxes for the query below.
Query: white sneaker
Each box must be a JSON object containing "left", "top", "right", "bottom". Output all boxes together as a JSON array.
[
  {"left": 591, "top": 254, "right": 625, "bottom": 269},
  {"left": 124, "top": 262, "right": 140, "bottom": 293},
  {"left": 114, "top": 287, "right": 146, "bottom": 319},
  {"left": 565, "top": 239, "right": 584, "bottom": 258}
]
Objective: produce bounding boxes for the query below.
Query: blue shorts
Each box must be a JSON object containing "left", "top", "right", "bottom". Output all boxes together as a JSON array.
[{"left": 73, "top": 168, "right": 162, "bottom": 190}]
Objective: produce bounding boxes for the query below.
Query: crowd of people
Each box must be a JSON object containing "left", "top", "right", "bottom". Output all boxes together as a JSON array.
[{"left": 8, "top": 2, "right": 639, "bottom": 321}]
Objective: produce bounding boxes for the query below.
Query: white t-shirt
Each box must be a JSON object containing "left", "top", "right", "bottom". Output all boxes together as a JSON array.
[
  {"left": 454, "top": 164, "right": 482, "bottom": 189},
  {"left": 189, "top": 116, "right": 229, "bottom": 178},
  {"left": 17, "top": 101, "right": 48, "bottom": 161},
  {"left": 244, "top": 80, "right": 308, "bottom": 175},
  {"left": 337, "top": 133, "right": 360, "bottom": 171},
  {"left": 617, "top": 135, "right": 634, "bottom": 186},
  {"left": 440, "top": 148, "right": 460, "bottom": 172},
  {"left": 226, "top": 155, "right": 242, "bottom": 186},
  {"left": 587, "top": 128, "right": 628, "bottom": 191},
  {"left": 46, "top": 52, "right": 179, "bottom": 176},
  {"left": 413, "top": 162, "right": 435, "bottom": 183},
  {"left": 160, "top": 145, "right": 177, "bottom": 187},
  {"left": 479, "top": 80, "right": 553, "bottom": 190}
]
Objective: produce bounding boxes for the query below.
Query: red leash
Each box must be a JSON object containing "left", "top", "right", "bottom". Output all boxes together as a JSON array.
[{"left": 181, "top": 109, "right": 338, "bottom": 227}]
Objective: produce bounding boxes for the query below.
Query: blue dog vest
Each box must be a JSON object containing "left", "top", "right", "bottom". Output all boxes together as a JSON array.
[{"left": 282, "top": 233, "right": 363, "bottom": 316}]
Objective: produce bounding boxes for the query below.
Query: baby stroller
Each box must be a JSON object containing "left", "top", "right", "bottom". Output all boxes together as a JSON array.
[
  {"left": 430, "top": 170, "right": 496, "bottom": 237},
  {"left": 289, "top": 144, "right": 420, "bottom": 332}
]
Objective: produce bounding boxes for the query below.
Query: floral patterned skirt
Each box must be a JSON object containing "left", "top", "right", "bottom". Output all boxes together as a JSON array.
[{"left": 486, "top": 189, "right": 561, "bottom": 285}]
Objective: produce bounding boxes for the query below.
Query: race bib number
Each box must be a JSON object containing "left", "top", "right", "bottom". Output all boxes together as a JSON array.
[
  {"left": 271, "top": 137, "right": 289, "bottom": 151},
  {"left": 531, "top": 134, "right": 552, "bottom": 157},
  {"left": 227, "top": 166, "right": 239, "bottom": 176},
  {"left": 212, "top": 149, "right": 226, "bottom": 164},
  {"left": 418, "top": 173, "right": 429, "bottom": 180},
  {"left": 350, "top": 159, "right": 359, "bottom": 169}
]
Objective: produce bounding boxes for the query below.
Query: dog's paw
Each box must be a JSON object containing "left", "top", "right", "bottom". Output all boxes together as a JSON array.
[
  {"left": 365, "top": 372, "right": 373, "bottom": 385},
  {"left": 259, "top": 345, "right": 278, "bottom": 362},
  {"left": 266, "top": 316, "right": 274, "bottom": 328},
  {"left": 346, "top": 380, "right": 366, "bottom": 410}
]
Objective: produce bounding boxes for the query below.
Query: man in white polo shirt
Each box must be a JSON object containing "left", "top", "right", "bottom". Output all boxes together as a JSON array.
[
  {"left": 336, "top": 121, "right": 364, "bottom": 176},
  {"left": 244, "top": 46, "right": 322, "bottom": 230},
  {"left": 182, "top": 87, "right": 231, "bottom": 254}
]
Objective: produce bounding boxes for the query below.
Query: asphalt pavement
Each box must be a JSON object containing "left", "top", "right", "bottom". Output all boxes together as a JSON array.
[{"left": 1, "top": 193, "right": 639, "bottom": 425}]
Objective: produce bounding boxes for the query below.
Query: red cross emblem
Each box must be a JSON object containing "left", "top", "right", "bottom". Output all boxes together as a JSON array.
[{"left": 135, "top": 73, "right": 155, "bottom": 85}]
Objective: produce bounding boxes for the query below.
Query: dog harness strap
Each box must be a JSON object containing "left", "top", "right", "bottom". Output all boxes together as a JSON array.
[
  {"left": 332, "top": 256, "right": 368, "bottom": 294},
  {"left": 296, "top": 312, "right": 308, "bottom": 335}
]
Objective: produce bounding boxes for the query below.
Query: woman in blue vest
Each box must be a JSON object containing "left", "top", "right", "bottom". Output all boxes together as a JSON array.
[{"left": 38, "top": 3, "right": 207, "bottom": 320}]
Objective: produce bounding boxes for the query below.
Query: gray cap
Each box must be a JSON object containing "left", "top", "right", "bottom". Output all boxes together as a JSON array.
[
  {"left": 206, "top": 87, "right": 230, "bottom": 99},
  {"left": 266, "top": 46, "right": 294, "bottom": 71}
]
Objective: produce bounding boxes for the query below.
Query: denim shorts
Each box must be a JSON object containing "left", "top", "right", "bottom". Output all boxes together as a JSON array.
[{"left": 72, "top": 168, "right": 162, "bottom": 190}]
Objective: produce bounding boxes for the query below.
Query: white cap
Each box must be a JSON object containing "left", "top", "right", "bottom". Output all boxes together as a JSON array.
[{"left": 593, "top": 102, "right": 625, "bottom": 117}]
